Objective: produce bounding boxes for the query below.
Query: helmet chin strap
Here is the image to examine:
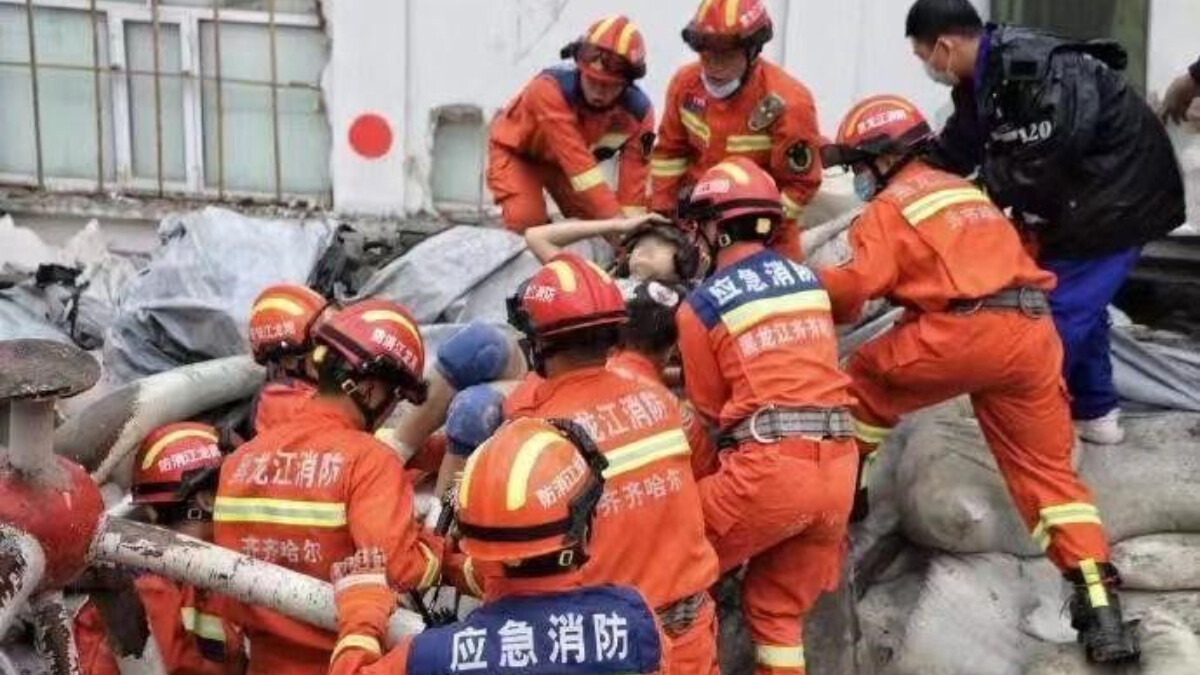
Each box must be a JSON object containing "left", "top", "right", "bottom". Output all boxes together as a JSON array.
[{"left": 341, "top": 378, "right": 395, "bottom": 430}]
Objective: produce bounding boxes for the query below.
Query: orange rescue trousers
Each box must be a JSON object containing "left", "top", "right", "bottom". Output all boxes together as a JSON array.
[
  {"left": 848, "top": 310, "right": 1111, "bottom": 572},
  {"left": 488, "top": 144, "right": 618, "bottom": 232},
  {"left": 699, "top": 437, "right": 857, "bottom": 675}
]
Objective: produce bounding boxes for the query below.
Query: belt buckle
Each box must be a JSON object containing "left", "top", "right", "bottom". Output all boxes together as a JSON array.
[
  {"left": 1017, "top": 287, "right": 1043, "bottom": 317},
  {"left": 748, "top": 405, "right": 781, "bottom": 444},
  {"left": 953, "top": 298, "right": 983, "bottom": 315}
]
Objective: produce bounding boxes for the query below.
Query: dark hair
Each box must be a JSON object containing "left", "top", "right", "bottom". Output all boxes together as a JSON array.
[
  {"left": 620, "top": 284, "right": 685, "bottom": 359},
  {"left": 316, "top": 352, "right": 357, "bottom": 395},
  {"left": 722, "top": 215, "right": 777, "bottom": 244},
  {"left": 905, "top": 0, "right": 983, "bottom": 43},
  {"left": 539, "top": 325, "right": 620, "bottom": 362}
]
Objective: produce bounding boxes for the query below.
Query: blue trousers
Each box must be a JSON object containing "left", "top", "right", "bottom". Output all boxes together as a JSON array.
[{"left": 1042, "top": 248, "right": 1141, "bottom": 421}]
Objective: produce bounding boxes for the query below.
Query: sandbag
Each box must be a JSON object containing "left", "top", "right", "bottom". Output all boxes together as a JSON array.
[
  {"left": 1111, "top": 534, "right": 1200, "bottom": 592},
  {"left": 1124, "top": 591, "right": 1200, "bottom": 635},
  {"left": 1023, "top": 609, "right": 1200, "bottom": 675},
  {"left": 897, "top": 405, "right": 1200, "bottom": 556},
  {"left": 103, "top": 207, "right": 332, "bottom": 381},
  {"left": 1111, "top": 327, "right": 1200, "bottom": 412}
]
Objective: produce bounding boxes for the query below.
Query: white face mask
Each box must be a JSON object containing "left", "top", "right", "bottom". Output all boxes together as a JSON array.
[
  {"left": 702, "top": 72, "right": 742, "bottom": 99},
  {"left": 923, "top": 41, "right": 960, "bottom": 87}
]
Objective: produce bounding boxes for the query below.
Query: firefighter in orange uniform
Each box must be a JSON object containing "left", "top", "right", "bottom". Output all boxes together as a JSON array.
[
  {"left": 488, "top": 15, "right": 656, "bottom": 232},
  {"left": 818, "top": 95, "right": 1139, "bottom": 663},
  {"left": 247, "top": 284, "right": 332, "bottom": 436},
  {"left": 651, "top": 0, "right": 822, "bottom": 262},
  {"left": 327, "top": 417, "right": 666, "bottom": 675},
  {"left": 214, "top": 299, "right": 442, "bottom": 675},
  {"left": 675, "top": 157, "right": 858, "bottom": 674},
  {"left": 76, "top": 423, "right": 244, "bottom": 675},
  {"left": 502, "top": 254, "right": 721, "bottom": 674}
]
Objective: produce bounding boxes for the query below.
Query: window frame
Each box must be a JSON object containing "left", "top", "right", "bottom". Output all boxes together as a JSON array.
[{"left": 0, "top": 0, "right": 328, "bottom": 205}]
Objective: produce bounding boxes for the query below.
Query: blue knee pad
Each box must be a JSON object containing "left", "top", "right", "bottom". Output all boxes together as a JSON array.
[
  {"left": 436, "top": 322, "right": 511, "bottom": 390},
  {"left": 445, "top": 384, "right": 506, "bottom": 457}
]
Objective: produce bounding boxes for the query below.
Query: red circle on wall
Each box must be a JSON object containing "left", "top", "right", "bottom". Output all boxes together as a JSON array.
[{"left": 349, "top": 113, "right": 393, "bottom": 159}]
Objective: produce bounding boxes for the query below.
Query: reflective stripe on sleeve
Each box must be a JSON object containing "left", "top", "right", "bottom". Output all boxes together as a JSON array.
[{"left": 212, "top": 497, "right": 347, "bottom": 528}]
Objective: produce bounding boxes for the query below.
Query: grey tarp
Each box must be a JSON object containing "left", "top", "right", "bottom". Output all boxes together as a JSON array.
[{"left": 103, "top": 207, "right": 333, "bottom": 382}]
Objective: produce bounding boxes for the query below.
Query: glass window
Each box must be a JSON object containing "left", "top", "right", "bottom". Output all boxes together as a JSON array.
[
  {"left": 165, "top": 0, "right": 318, "bottom": 13},
  {"left": 992, "top": 0, "right": 1149, "bottom": 93},
  {"left": 431, "top": 107, "right": 486, "bottom": 206},
  {"left": 126, "top": 21, "right": 185, "bottom": 184}
]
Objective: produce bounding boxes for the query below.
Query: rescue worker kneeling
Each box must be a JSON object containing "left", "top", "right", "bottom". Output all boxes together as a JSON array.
[
  {"left": 327, "top": 417, "right": 665, "bottom": 675},
  {"left": 247, "top": 283, "right": 333, "bottom": 436},
  {"left": 214, "top": 299, "right": 442, "bottom": 675},
  {"left": 675, "top": 157, "right": 858, "bottom": 675},
  {"left": 76, "top": 423, "right": 244, "bottom": 675},
  {"left": 819, "top": 95, "right": 1138, "bottom": 663}
]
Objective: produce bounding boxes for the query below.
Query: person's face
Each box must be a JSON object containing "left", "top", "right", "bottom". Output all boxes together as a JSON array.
[
  {"left": 145, "top": 490, "right": 215, "bottom": 541},
  {"left": 580, "top": 72, "right": 625, "bottom": 108},
  {"left": 628, "top": 236, "right": 680, "bottom": 283},
  {"left": 699, "top": 48, "right": 748, "bottom": 85},
  {"left": 912, "top": 36, "right": 962, "bottom": 81}
]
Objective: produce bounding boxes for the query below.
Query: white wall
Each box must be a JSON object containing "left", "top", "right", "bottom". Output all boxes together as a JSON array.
[{"left": 1147, "top": 0, "right": 1200, "bottom": 99}]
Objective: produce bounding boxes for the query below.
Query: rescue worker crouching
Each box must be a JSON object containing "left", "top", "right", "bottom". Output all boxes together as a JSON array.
[
  {"left": 488, "top": 15, "right": 656, "bottom": 233},
  {"left": 675, "top": 157, "right": 858, "bottom": 675},
  {"left": 818, "top": 95, "right": 1138, "bottom": 664},
  {"left": 214, "top": 299, "right": 443, "bottom": 675},
  {"left": 327, "top": 417, "right": 665, "bottom": 675},
  {"left": 247, "top": 283, "right": 334, "bottom": 436},
  {"left": 652, "top": 0, "right": 824, "bottom": 262},
  {"left": 76, "top": 423, "right": 245, "bottom": 675}
]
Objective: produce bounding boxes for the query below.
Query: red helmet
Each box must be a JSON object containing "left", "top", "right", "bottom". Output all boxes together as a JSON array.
[
  {"left": 682, "top": 0, "right": 773, "bottom": 53},
  {"left": 132, "top": 422, "right": 224, "bottom": 505},
  {"left": 822, "top": 95, "right": 933, "bottom": 168},
  {"left": 312, "top": 298, "right": 428, "bottom": 404},
  {"left": 248, "top": 284, "right": 329, "bottom": 364},
  {"left": 509, "top": 253, "right": 627, "bottom": 339},
  {"left": 456, "top": 417, "right": 607, "bottom": 563},
  {"left": 563, "top": 15, "right": 647, "bottom": 83},
  {"left": 683, "top": 157, "right": 783, "bottom": 242}
]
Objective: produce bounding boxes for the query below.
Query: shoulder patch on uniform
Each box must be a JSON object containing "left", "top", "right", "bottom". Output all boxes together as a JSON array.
[
  {"left": 748, "top": 93, "right": 786, "bottom": 132},
  {"left": 785, "top": 141, "right": 813, "bottom": 174}
]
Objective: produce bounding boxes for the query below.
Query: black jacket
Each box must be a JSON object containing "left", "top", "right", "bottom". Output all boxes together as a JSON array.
[{"left": 931, "top": 24, "right": 1186, "bottom": 260}]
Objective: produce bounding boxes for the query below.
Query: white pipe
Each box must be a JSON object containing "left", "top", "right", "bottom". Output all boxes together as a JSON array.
[
  {"left": 112, "top": 640, "right": 167, "bottom": 675},
  {"left": 0, "top": 524, "right": 47, "bottom": 636},
  {"left": 31, "top": 592, "right": 80, "bottom": 675},
  {"left": 90, "top": 517, "right": 425, "bottom": 643},
  {"left": 7, "top": 399, "right": 62, "bottom": 486}
]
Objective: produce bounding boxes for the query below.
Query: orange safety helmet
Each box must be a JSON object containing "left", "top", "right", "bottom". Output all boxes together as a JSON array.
[
  {"left": 312, "top": 298, "right": 429, "bottom": 405},
  {"left": 508, "top": 253, "right": 628, "bottom": 340},
  {"left": 683, "top": 157, "right": 783, "bottom": 241},
  {"left": 132, "top": 422, "right": 224, "bottom": 505},
  {"left": 682, "top": 0, "right": 773, "bottom": 53},
  {"left": 248, "top": 284, "right": 329, "bottom": 365},
  {"left": 455, "top": 417, "right": 608, "bottom": 564},
  {"left": 562, "top": 15, "right": 647, "bottom": 83},
  {"left": 821, "top": 95, "right": 934, "bottom": 168}
]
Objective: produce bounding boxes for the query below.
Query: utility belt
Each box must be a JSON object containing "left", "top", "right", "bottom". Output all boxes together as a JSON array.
[
  {"left": 657, "top": 592, "right": 706, "bottom": 638},
  {"left": 947, "top": 286, "right": 1050, "bottom": 317},
  {"left": 721, "top": 405, "right": 853, "bottom": 448}
]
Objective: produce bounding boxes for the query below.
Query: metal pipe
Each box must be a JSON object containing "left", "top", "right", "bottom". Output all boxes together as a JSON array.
[
  {"left": 90, "top": 517, "right": 426, "bottom": 642},
  {"left": 8, "top": 398, "right": 61, "bottom": 486},
  {"left": 150, "top": 0, "right": 165, "bottom": 197},
  {"left": 0, "top": 524, "right": 47, "bottom": 635},
  {"left": 0, "top": 60, "right": 320, "bottom": 90},
  {"left": 23, "top": 0, "right": 44, "bottom": 188},
  {"left": 31, "top": 592, "right": 81, "bottom": 675},
  {"left": 90, "top": 0, "right": 104, "bottom": 191},
  {"left": 267, "top": 0, "right": 283, "bottom": 201}
]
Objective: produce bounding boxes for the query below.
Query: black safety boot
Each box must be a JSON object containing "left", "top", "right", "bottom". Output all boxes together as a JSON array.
[{"left": 1066, "top": 562, "right": 1140, "bottom": 664}]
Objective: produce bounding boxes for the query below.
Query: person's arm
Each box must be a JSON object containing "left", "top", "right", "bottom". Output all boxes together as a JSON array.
[
  {"left": 674, "top": 303, "right": 727, "bottom": 425},
  {"left": 1160, "top": 56, "right": 1200, "bottom": 124},
  {"left": 616, "top": 104, "right": 655, "bottom": 215},
  {"left": 814, "top": 203, "right": 902, "bottom": 325},
  {"left": 330, "top": 550, "right": 412, "bottom": 675},
  {"left": 524, "top": 212, "right": 670, "bottom": 264},
  {"left": 928, "top": 87, "right": 985, "bottom": 177},
  {"left": 650, "top": 73, "right": 695, "bottom": 215},
  {"left": 770, "top": 88, "right": 823, "bottom": 222}
]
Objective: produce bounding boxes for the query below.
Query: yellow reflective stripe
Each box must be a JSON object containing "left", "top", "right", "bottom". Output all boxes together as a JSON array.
[
  {"left": 570, "top": 166, "right": 608, "bottom": 192},
  {"left": 593, "top": 132, "right": 629, "bottom": 152},
  {"left": 650, "top": 157, "right": 690, "bottom": 177},
  {"left": 714, "top": 160, "right": 751, "bottom": 184},
  {"left": 505, "top": 431, "right": 562, "bottom": 510},
  {"left": 603, "top": 428, "right": 690, "bottom": 478},
  {"left": 212, "top": 497, "right": 347, "bottom": 528},
  {"left": 331, "top": 634, "right": 381, "bottom": 662},
  {"left": 545, "top": 260, "right": 579, "bottom": 292},
  {"left": 724, "top": 0, "right": 739, "bottom": 27},
  {"left": 141, "top": 428, "right": 219, "bottom": 470},
  {"left": 179, "top": 608, "right": 226, "bottom": 642},
  {"left": 901, "top": 187, "right": 990, "bottom": 225},
  {"left": 780, "top": 192, "right": 804, "bottom": 220},
  {"left": 721, "top": 289, "right": 832, "bottom": 335},
  {"left": 416, "top": 541, "right": 441, "bottom": 590},
  {"left": 726, "top": 134, "right": 773, "bottom": 153},
  {"left": 680, "top": 109, "right": 711, "bottom": 144},
  {"left": 252, "top": 297, "right": 306, "bottom": 317},
  {"left": 462, "top": 557, "right": 485, "bottom": 598},
  {"left": 755, "top": 644, "right": 805, "bottom": 668},
  {"left": 615, "top": 22, "right": 637, "bottom": 56},
  {"left": 621, "top": 206, "right": 648, "bottom": 216},
  {"left": 1080, "top": 558, "right": 1110, "bottom": 608},
  {"left": 696, "top": 0, "right": 718, "bottom": 22},
  {"left": 589, "top": 15, "right": 620, "bottom": 43},
  {"left": 852, "top": 418, "right": 891, "bottom": 445},
  {"left": 1031, "top": 503, "right": 1102, "bottom": 550},
  {"left": 359, "top": 310, "right": 421, "bottom": 344},
  {"left": 457, "top": 438, "right": 491, "bottom": 509}
]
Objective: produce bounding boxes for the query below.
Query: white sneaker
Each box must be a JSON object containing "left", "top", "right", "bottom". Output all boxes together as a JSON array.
[{"left": 1076, "top": 410, "right": 1125, "bottom": 445}]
